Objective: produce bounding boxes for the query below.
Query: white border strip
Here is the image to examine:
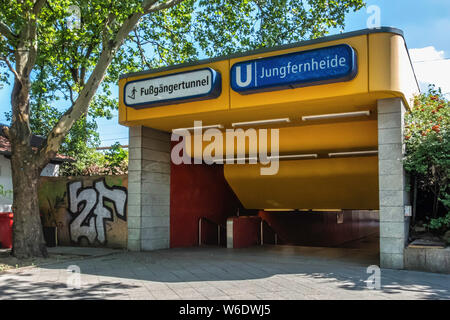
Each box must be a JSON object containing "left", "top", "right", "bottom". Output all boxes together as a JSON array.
[
  {"left": 232, "top": 118, "right": 291, "bottom": 127},
  {"left": 211, "top": 154, "right": 318, "bottom": 163},
  {"left": 172, "top": 124, "right": 223, "bottom": 133},
  {"left": 302, "top": 110, "right": 370, "bottom": 121},
  {"left": 328, "top": 150, "right": 378, "bottom": 157},
  {"left": 268, "top": 154, "right": 318, "bottom": 160}
]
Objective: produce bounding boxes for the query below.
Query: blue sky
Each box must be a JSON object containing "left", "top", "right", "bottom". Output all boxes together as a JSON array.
[
  {"left": 343, "top": 0, "right": 450, "bottom": 53},
  {"left": 1, "top": 0, "right": 449, "bottom": 147}
]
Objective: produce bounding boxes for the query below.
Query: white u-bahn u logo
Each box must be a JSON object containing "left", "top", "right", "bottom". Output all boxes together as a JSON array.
[{"left": 235, "top": 64, "right": 252, "bottom": 87}]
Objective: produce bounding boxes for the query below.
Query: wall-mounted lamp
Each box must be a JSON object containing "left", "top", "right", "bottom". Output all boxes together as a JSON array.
[
  {"left": 268, "top": 154, "right": 318, "bottom": 160},
  {"left": 232, "top": 118, "right": 291, "bottom": 127},
  {"left": 172, "top": 124, "right": 223, "bottom": 133},
  {"left": 328, "top": 150, "right": 378, "bottom": 157},
  {"left": 302, "top": 110, "right": 370, "bottom": 121},
  {"left": 211, "top": 156, "right": 258, "bottom": 164}
]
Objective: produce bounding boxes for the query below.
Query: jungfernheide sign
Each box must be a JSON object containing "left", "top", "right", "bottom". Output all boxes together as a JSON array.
[{"left": 230, "top": 44, "right": 357, "bottom": 94}]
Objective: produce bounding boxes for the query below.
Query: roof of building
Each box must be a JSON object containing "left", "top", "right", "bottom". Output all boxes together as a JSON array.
[{"left": 0, "top": 124, "right": 74, "bottom": 163}]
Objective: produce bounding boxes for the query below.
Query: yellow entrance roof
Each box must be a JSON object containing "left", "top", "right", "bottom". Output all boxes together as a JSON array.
[
  {"left": 119, "top": 28, "right": 419, "bottom": 210},
  {"left": 119, "top": 27, "right": 419, "bottom": 131}
]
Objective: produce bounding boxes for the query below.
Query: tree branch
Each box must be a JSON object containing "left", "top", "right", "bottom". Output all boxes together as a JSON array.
[
  {"left": 36, "top": 0, "right": 185, "bottom": 169},
  {"left": 145, "top": 0, "right": 184, "bottom": 13},
  {"left": 79, "top": 44, "right": 95, "bottom": 87},
  {"left": 0, "top": 21, "right": 18, "bottom": 40},
  {"left": 16, "top": 0, "right": 48, "bottom": 79},
  {"left": 64, "top": 81, "right": 75, "bottom": 105},
  {"left": 33, "top": 0, "right": 48, "bottom": 15},
  {"left": 0, "top": 56, "right": 23, "bottom": 84},
  {"left": 1, "top": 125, "right": 10, "bottom": 139},
  {"left": 133, "top": 29, "right": 152, "bottom": 69}
]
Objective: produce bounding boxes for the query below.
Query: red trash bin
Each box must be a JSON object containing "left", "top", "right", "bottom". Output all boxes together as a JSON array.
[{"left": 0, "top": 208, "right": 13, "bottom": 249}]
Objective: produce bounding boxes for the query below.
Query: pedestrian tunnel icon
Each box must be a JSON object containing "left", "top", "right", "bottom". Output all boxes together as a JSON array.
[{"left": 128, "top": 86, "right": 137, "bottom": 100}]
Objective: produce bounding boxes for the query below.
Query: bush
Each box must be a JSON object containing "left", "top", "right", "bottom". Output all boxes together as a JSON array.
[
  {"left": 424, "top": 213, "right": 450, "bottom": 235},
  {"left": 104, "top": 142, "right": 128, "bottom": 175},
  {"left": 59, "top": 142, "right": 128, "bottom": 176},
  {"left": 404, "top": 85, "right": 450, "bottom": 220}
]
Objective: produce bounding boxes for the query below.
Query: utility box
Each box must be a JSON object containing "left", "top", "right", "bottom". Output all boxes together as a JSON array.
[{"left": 0, "top": 205, "right": 13, "bottom": 249}]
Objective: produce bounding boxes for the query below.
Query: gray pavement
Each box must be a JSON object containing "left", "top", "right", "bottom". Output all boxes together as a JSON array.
[
  {"left": 47, "top": 246, "right": 125, "bottom": 257},
  {"left": 0, "top": 245, "right": 449, "bottom": 300}
]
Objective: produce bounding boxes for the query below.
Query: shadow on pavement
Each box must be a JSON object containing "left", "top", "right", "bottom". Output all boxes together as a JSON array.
[{"left": 1, "top": 246, "right": 449, "bottom": 300}]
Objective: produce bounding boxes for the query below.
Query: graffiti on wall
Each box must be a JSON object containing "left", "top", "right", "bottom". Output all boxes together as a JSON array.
[
  {"left": 68, "top": 179, "right": 127, "bottom": 245},
  {"left": 38, "top": 175, "right": 128, "bottom": 248}
]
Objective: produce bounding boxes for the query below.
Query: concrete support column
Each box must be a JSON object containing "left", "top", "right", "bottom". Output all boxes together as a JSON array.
[
  {"left": 127, "top": 126, "right": 171, "bottom": 251},
  {"left": 377, "top": 98, "right": 410, "bottom": 269}
]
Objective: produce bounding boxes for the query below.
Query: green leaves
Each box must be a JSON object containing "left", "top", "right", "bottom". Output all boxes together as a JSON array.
[
  {"left": 404, "top": 85, "right": 450, "bottom": 215},
  {"left": 59, "top": 141, "right": 128, "bottom": 176},
  {"left": 191, "top": 0, "right": 364, "bottom": 56},
  {"left": 1, "top": 0, "right": 366, "bottom": 113},
  {"left": 1, "top": 0, "right": 365, "bottom": 174},
  {"left": 424, "top": 212, "right": 450, "bottom": 233},
  {"left": 104, "top": 142, "right": 128, "bottom": 175}
]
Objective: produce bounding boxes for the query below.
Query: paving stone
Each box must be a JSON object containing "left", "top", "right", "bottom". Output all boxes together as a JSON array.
[{"left": 1, "top": 246, "right": 449, "bottom": 300}]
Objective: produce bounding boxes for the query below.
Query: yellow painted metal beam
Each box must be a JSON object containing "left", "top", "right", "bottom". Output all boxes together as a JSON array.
[{"left": 224, "top": 156, "right": 379, "bottom": 210}]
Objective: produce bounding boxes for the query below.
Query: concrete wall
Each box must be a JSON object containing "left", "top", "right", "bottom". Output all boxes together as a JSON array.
[
  {"left": 41, "top": 163, "right": 60, "bottom": 177},
  {"left": 0, "top": 156, "right": 13, "bottom": 206},
  {"left": 227, "top": 216, "right": 262, "bottom": 249},
  {"left": 38, "top": 175, "right": 128, "bottom": 248},
  {"left": 404, "top": 247, "right": 450, "bottom": 274},
  {"left": 128, "top": 126, "right": 171, "bottom": 251},
  {"left": 170, "top": 162, "right": 241, "bottom": 248},
  {"left": 1, "top": 155, "right": 59, "bottom": 206},
  {"left": 377, "top": 97, "right": 410, "bottom": 269}
]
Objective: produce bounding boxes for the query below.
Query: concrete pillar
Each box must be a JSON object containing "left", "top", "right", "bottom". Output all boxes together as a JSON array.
[
  {"left": 127, "top": 126, "right": 171, "bottom": 251},
  {"left": 377, "top": 98, "right": 410, "bottom": 269}
]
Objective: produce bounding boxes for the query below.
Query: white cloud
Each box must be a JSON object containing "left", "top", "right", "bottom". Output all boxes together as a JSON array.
[
  {"left": 410, "top": 46, "right": 445, "bottom": 61},
  {"left": 409, "top": 46, "right": 450, "bottom": 96}
]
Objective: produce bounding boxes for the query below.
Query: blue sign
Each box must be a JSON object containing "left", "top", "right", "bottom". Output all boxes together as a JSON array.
[{"left": 230, "top": 44, "right": 357, "bottom": 94}]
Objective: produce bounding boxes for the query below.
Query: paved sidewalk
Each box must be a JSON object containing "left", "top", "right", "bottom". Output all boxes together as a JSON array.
[
  {"left": 0, "top": 246, "right": 449, "bottom": 300},
  {"left": 47, "top": 246, "right": 125, "bottom": 257}
]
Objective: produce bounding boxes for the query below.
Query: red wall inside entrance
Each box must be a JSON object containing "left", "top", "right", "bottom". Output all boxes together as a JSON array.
[
  {"left": 229, "top": 216, "right": 262, "bottom": 248},
  {"left": 170, "top": 162, "right": 241, "bottom": 248},
  {"left": 258, "top": 210, "right": 379, "bottom": 247}
]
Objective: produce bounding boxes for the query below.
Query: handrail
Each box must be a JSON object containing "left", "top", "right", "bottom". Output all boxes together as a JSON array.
[
  {"left": 260, "top": 220, "right": 278, "bottom": 245},
  {"left": 198, "top": 217, "right": 226, "bottom": 246}
]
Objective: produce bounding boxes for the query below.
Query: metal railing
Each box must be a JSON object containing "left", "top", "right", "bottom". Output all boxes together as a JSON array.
[
  {"left": 260, "top": 220, "right": 278, "bottom": 245},
  {"left": 198, "top": 217, "right": 225, "bottom": 246}
]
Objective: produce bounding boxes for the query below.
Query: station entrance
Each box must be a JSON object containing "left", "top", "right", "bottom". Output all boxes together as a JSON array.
[{"left": 119, "top": 27, "right": 419, "bottom": 269}]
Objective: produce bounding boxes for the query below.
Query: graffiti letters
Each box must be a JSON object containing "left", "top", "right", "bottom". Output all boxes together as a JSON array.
[{"left": 68, "top": 179, "right": 127, "bottom": 245}]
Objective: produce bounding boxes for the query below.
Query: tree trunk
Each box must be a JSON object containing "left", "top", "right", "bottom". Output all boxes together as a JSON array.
[
  {"left": 9, "top": 69, "right": 48, "bottom": 258},
  {"left": 432, "top": 184, "right": 439, "bottom": 219},
  {"left": 412, "top": 176, "right": 417, "bottom": 225},
  {"left": 10, "top": 144, "right": 48, "bottom": 259}
]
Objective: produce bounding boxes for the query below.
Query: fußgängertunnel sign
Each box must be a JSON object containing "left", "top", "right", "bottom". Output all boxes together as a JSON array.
[{"left": 123, "top": 67, "right": 221, "bottom": 108}]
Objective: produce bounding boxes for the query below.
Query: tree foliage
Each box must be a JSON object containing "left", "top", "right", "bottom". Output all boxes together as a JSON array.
[
  {"left": 60, "top": 142, "right": 128, "bottom": 176},
  {"left": 1, "top": 0, "right": 365, "bottom": 172},
  {"left": 0, "top": 0, "right": 365, "bottom": 258},
  {"left": 404, "top": 85, "right": 450, "bottom": 220}
]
